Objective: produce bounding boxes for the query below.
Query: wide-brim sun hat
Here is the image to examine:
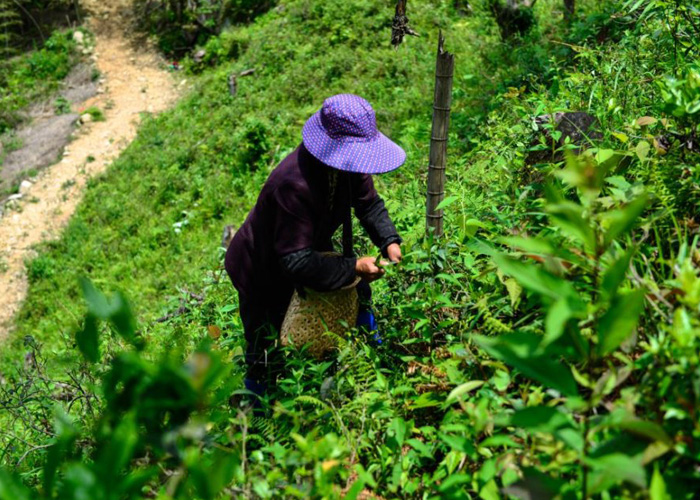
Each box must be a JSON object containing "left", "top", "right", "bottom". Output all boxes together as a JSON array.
[{"left": 302, "top": 94, "right": 406, "bottom": 174}]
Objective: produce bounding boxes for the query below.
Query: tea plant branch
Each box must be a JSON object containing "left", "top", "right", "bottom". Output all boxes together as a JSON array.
[{"left": 14, "top": 443, "right": 52, "bottom": 467}]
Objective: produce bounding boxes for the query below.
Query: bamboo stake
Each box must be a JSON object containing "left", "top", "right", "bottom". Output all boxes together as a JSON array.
[{"left": 426, "top": 32, "right": 454, "bottom": 237}]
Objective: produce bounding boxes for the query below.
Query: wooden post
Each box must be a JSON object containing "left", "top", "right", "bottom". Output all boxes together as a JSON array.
[{"left": 426, "top": 32, "right": 454, "bottom": 237}]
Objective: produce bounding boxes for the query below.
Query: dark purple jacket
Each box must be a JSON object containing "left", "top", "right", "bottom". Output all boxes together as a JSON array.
[{"left": 225, "top": 144, "right": 400, "bottom": 318}]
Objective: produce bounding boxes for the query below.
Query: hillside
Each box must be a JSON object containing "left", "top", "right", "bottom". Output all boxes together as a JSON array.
[{"left": 1, "top": 0, "right": 700, "bottom": 498}]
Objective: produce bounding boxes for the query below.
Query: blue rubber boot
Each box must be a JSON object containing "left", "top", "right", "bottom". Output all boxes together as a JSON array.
[{"left": 357, "top": 309, "right": 382, "bottom": 345}]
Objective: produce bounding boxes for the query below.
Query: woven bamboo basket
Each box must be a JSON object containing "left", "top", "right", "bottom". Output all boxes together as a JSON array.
[{"left": 280, "top": 276, "right": 361, "bottom": 359}]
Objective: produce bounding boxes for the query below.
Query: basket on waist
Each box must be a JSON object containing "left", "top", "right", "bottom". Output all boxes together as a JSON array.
[{"left": 280, "top": 272, "right": 361, "bottom": 359}]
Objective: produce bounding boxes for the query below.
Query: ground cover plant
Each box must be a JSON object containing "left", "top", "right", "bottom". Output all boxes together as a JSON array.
[
  {"left": 2, "top": 0, "right": 700, "bottom": 498},
  {"left": 0, "top": 28, "right": 85, "bottom": 133}
]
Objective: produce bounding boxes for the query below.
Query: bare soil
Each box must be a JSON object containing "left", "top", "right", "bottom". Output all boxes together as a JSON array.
[
  {"left": 0, "top": 63, "right": 99, "bottom": 193},
  {"left": 0, "top": 3, "right": 182, "bottom": 338}
]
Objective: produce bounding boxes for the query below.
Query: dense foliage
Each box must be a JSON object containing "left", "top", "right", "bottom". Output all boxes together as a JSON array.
[
  {"left": 2, "top": 0, "right": 700, "bottom": 498},
  {"left": 0, "top": 0, "right": 81, "bottom": 55},
  {"left": 0, "top": 28, "right": 83, "bottom": 133},
  {"left": 134, "top": 0, "right": 276, "bottom": 56}
]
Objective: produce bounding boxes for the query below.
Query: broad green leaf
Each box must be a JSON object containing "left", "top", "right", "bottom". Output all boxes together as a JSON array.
[
  {"left": 612, "top": 415, "right": 672, "bottom": 445},
  {"left": 475, "top": 333, "right": 578, "bottom": 396},
  {"left": 109, "top": 292, "right": 137, "bottom": 342},
  {"left": 509, "top": 406, "right": 574, "bottom": 433},
  {"left": 586, "top": 453, "right": 646, "bottom": 493},
  {"left": 461, "top": 218, "right": 489, "bottom": 237},
  {"left": 479, "top": 479, "right": 500, "bottom": 500},
  {"left": 409, "top": 392, "right": 442, "bottom": 409},
  {"left": 504, "top": 279, "right": 522, "bottom": 308},
  {"left": 406, "top": 438, "right": 434, "bottom": 458},
  {"left": 44, "top": 408, "right": 78, "bottom": 495},
  {"left": 466, "top": 238, "right": 499, "bottom": 257},
  {"left": 436, "top": 195, "right": 458, "bottom": 211},
  {"left": 493, "top": 255, "right": 578, "bottom": 302},
  {"left": 76, "top": 314, "right": 100, "bottom": 363},
  {"left": 546, "top": 201, "right": 595, "bottom": 250},
  {"left": 80, "top": 277, "right": 112, "bottom": 318},
  {"left": 555, "top": 427, "right": 584, "bottom": 452},
  {"left": 598, "top": 290, "right": 646, "bottom": 355},
  {"left": 642, "top": 440, "right": 671, "bottom": 465},
  {"left": 445, "top": 381, "right": 484, "bottom": 404},
  {"left": 601, "top": 249, "right": 635, "bottom": 299},
  {"left": 389, "top": 418, "right": 408, "bottom": 447},
  {"left": 439, "top": 433, "right": 475, "bottom": 455},
  {"left": 499, "top": 236, "right": 588, "bottom": 268},
  {"left": 0, "top": 469, "right": 32, "bottom": 500},
  {"left": 650, "top": 466, "right": 670, "bottom": 500},
  {"left": 98, "top": 412, "right": 139, "bottom": 485},
  {"left": 612, "top": 132, "right": 629, "bottom": 143},
  {"left": 499, "top": 236, "right": 556, "bottom": 255},
  {"left": 636, "top": 141, "right": 651, "bottom": 161},
  {"left": 602, "top": 194, "right": 649, "bottom": 248},
  {"left": 439, "top": 473, "right": 471, "bottom": 492},
  {"left": 543, "top": 299, "right": 573, "bottom": 346},
  {"left": 343, "top": 478, "right": 366, "bottom": 500}
]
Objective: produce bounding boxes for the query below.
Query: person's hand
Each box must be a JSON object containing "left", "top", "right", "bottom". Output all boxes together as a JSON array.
[
  {"left": 356, "top": 256, "right": 386, "bottom": 283},
  {"left": 386, "top": 243, "right": 402, "bottom": 263}
]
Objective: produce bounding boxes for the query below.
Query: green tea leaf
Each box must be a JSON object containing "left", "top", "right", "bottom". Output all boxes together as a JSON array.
[
  {"left": 636, "top": 140, "right": 651, "bottom": 161},
  {"left": 475, "top": 333, "right": 578, "bottom": 396},
  {"left": 0, "top": 469, "right": 32, "bottom": 500},
  {"left": 602, "top": 194, "right": 648, "bottom": 249},
  {"left": 601, "top": 249, "right": 635, "bottom": 299},
  {"left": 544, "top": 299, "right": 573, "bottom": 346},
  {"left": 586, "top": 453, "right": 646, "bottom": 493},
  {"left": 493, "top": 254, "right": 578, "bottom": 302},
  {"left": 80, "top": 277, "right": 112, "bottom": 319},
  {"left": 509, "top": 406, "right": 574, "bottom": 433},
  {"left": 446, "top": 381, "right": 484, "bottom": 404},
  {"left": 598, "top": 290, "right": 646, "bottom": 355},
  {"left": 109, "top": 292, "right": 137, "bottom": 341},
  {"left": 98, "top": 412, "right": 139, "bottom": 483},
  {"left": 76, "top": 314, "right": 100, "bottom": 363},
  {"left": 650, "top": 466, "right": 671, "bottom": 500},
  {"left": 389, "top": 417, "right": 408, "bottom": 447},
  {"left": 436, "top": 195, "right": 458, "bottom": 211},
  {"left": 547, "top": 201, "right": 595, "bottom": 250}
]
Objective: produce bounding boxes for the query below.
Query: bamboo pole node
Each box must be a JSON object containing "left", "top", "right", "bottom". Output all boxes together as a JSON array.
[{"left": 425, "top": 31, "right": 455, "bottom": 237}]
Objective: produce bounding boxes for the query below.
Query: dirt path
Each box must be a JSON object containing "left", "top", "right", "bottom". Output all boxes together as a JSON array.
[{"left": 0, "top": 11, "right": 181, "bottom": 338}]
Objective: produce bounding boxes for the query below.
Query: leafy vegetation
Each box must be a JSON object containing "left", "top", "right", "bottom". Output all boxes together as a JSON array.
[
  {"left": 134, "top": 0, "right": 276, "bottom": 56},
  {"left": 0, "top": 29, "right": 84, "bottom": 132},
  {"left": 2, "top": 0, "right": 700, "bottom": 498}
]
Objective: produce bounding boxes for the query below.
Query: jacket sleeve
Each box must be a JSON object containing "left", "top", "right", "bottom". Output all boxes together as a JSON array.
[
  {"left": 352, "top": 175, "right": 402, "bottom": 255},
  {"left": 274, "top": 182, "right": 357, "bottom": 291},
  {"left": 280, "top": 249, "right": 357, "bottom": 292}
]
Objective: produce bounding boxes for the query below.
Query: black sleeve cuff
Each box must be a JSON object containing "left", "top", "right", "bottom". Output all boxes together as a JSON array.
[{"left": 380, "top": 236, "right": 403, "bottom": 257}]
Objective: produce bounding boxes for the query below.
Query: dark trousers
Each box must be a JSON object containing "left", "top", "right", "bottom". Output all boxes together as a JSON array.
[{"left": 238, "top": 282, "right": 372, "bottom": 385}]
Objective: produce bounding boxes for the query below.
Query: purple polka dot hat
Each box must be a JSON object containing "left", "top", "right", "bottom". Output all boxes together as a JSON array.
[{"left": 302, "top": 94, "right": 406, "bottom": 174}]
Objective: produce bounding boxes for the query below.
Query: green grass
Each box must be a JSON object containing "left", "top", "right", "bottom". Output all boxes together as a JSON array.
[
  {"left": 0, "top": 29, "right": 83, "bottom": 132},
  {"left": 7, "top": 0, "right": 542, "bottom": 354}
]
